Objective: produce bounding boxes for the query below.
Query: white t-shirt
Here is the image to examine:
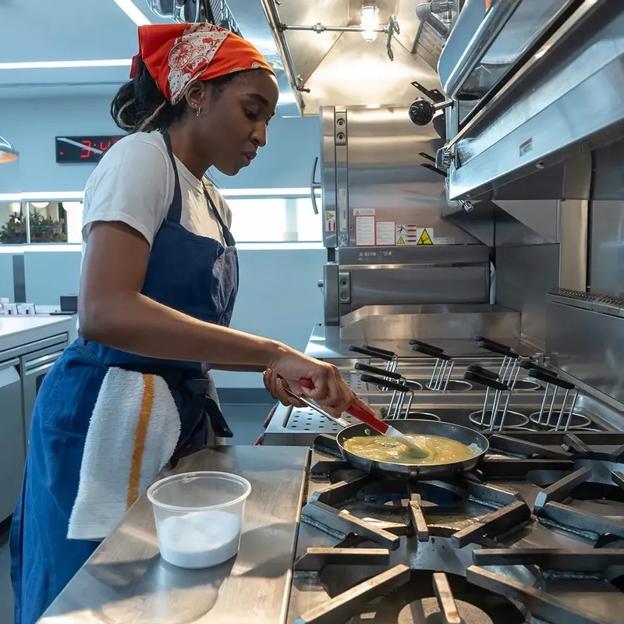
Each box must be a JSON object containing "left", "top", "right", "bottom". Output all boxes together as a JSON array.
[{"left": 82, "top": 131, "right": 232, "bottom": 246}]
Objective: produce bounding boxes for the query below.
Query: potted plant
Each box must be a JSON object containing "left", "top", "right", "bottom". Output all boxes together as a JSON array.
[{"left": 0, "top": 213, "right": 27, "bottom": 244}]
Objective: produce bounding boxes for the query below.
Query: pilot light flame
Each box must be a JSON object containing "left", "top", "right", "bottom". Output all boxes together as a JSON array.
[{"left": 361, "top": 3, "right": 380, "bottom": 42}]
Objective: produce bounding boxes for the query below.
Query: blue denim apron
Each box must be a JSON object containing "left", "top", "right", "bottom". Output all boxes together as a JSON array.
[{"left": 10, "top": 131, "right": 238, "bottom": 624}]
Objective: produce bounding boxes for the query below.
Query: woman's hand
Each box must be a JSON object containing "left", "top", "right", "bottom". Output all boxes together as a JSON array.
[{"left": 263, "top": 344, "right": 355, "bottom": 417}]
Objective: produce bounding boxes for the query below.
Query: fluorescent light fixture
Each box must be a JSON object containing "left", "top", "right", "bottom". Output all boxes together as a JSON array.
[
  {"left": 361, "top": 3, "right": 380, "bottom": 42},
  {"left": 112, "top": 0, "right": 151, "bottom": 26},
  {"left": 0, "top": 59, "right": 132, "bottom": 70}
]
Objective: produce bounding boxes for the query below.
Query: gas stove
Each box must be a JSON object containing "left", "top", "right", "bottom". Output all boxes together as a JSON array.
[{"left": 287, "top": 432, "right": 624, "bottom": 624}]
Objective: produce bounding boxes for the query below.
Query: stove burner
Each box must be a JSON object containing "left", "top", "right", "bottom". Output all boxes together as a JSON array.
[
  {"left": 468, "top": 410, "right": 529, "bottom": 429},
  {"left": 344, "top": 572, "right": 523, "bottom": 624},
  {"left": 380, "top": 408, "right": 440, "bottom": 421},
  {"left": 529, "top": 411, "right": 592, "bottom": 430},
  {"left": 357, "top": 479, "right": 464, "bottom": 510},
  {"left": 397, "top": 597, "right": 493, "bottom": 624},
  {"left": 425, "top": 379, "right": 473, "bottom": 392},
  {"left": 513, "top": 378, "right": 541, "bottom": 392}
]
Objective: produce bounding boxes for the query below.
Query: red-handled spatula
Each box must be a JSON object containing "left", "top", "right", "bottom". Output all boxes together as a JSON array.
[{"left": 300, "top": 378, "right": 430, "bottom": 459}]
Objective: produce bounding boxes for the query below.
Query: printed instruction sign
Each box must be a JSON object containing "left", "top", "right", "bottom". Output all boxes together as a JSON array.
[
  {"left": 355, "top": 215, "right": 376, "bottom": 246},
  {"left": 375, "top": 221, "right": 395, "bottom": 246}
]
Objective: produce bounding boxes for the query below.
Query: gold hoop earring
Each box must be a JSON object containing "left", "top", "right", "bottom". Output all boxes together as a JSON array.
[{"left": 195, "top": 107, "right": 202, "bottom": 118}]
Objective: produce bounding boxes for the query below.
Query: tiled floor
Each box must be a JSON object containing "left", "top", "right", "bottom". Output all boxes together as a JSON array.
[{"left": 0, "top": 402, "right": 273, "bottom": 624}]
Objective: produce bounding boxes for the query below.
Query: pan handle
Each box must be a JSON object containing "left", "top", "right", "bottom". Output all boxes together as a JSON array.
[
  {"left": 355, "top": 362, "right": 403, "bottom": 380},
  {"left": 464, "top": 370, "right": 508, "bottom": 391},
  {"left": 475, "top": 336, "right": 512, "bottom": 351},
  {"left": 478, "top": 340, "right": 518, "bottom": 359},
  {"left": 349, "top": 345, "right": 395, "bottom": 361},
  {"left": 409, "top": 339, "right": 444, "bottom": 353},
  {"left": 360, "top": 373, "right": 412, "bottom": 393},
  {"left": 528, "top": 368, "right": 574, "bottom": 389},
  {"left": 466, "top": 364, "right": 499, "bottom": 380},
  {"left": 362, "top": 344, "right": 397, "bottom": 357},
  {"left": 411, "top": 344, "right": 451, "bottom": 360}
]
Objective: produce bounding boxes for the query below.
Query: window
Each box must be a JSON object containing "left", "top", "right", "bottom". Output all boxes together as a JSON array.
[
  {"left": 0, "top": 201, "right": 27, "bottom": 244},
  {"left": 226, "top": 192, "right": 321, "bottom": 243},
  {"left": 0, "top": 189, "right": 322, "bottom": 245},
  {"left": 27, "top": 202, "right": 67, "bottom": 243}
]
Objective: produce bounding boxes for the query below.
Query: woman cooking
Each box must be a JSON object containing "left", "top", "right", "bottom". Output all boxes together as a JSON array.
[{"left": 10, "top": 23, "right": 357, "bottom": 623}]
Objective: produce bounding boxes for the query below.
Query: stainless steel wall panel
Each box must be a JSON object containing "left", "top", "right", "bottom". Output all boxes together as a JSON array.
[
  {"left": 548, "top": 301, "right": 624, "bottom": 406},
  {"left": 589, "top": 201, "right": 624, "bottom": 297},
  {"left": 559, "top": 198, "right": 588, "bottom": 291},
  {"left": 340, "top": 303, "right": 520, "bottom": 341},
  {"left": 344, "top": 106, "right": 480, "bottom": 245},
  {"left": 495, "top": 200, "right": 559, "bottom": 244},
  {"left": 496, "top": 244, "right": 560, "bottom": 350}
]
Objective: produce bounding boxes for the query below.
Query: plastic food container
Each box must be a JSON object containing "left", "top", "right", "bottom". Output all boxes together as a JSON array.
[{"left": 147, "top": 471, "right": 251, "bottom": 569}]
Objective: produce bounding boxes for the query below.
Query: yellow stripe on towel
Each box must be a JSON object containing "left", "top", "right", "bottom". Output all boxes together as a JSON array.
[{"left": 126, "top": 374, "right": 155, "bottom": 509}]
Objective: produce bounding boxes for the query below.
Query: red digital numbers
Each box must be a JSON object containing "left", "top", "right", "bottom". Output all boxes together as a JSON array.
[
  {"left": 75, "top": 136, "right": 121, "bottom": 161},
  {"left": 80, "top": 139, "right": 93, "bottom": 159}
]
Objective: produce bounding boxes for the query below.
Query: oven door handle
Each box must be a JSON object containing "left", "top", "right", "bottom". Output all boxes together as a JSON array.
[
  {"left": 23, "top": 350, "right": 64, "bottom": 372},
  {"left": 310, "top": 156, "right": 321, "bottom": 215}
]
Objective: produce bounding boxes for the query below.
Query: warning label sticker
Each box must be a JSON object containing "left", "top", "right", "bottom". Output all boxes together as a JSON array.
[
  {"left": 325, "top": 210, "right": 336, "bottom": 232},
  {"left": 416, "top": 227, "right": 434, "bottom": 245},
  {"left": 396, "top": 225, "right": 435, "bottom": 245}
]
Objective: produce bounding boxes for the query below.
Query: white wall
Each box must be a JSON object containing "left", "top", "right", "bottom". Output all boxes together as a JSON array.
[{"left": 0, "top": 93, "right": 321, "bottom": 193}]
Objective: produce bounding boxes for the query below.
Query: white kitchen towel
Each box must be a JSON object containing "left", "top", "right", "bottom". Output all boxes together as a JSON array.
[{"left": 68, "top": 367, "right": 181, "bottom": 540}]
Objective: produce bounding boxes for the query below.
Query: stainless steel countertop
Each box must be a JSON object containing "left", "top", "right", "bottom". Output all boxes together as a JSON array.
[
  {"left": 305, "top": 323, "right": 535, "bottom": 360},
  {"left": 0, "top": 315, "right": 75, "bottom": 353},
  {"left": 41, "top": 445, "right": 310, "bottom": 624}
]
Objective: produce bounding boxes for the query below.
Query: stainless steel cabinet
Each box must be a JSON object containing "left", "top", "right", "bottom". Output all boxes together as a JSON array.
[
  {"left": 21, "top": 343, "right": 65, "bottom": 443},
  {"left": 0, "top": 331, "right": 68, "bottom": 521},
  {"left": 0, "top": 357, "right": 24, "bottom": 520}
]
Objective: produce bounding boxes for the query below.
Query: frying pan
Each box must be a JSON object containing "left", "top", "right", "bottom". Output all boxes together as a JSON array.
[{"left": 336, "top": 419, "right": 489, "bottom": 479}]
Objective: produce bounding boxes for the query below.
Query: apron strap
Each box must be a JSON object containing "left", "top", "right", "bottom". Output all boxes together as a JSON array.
[
  {"left": 162, "top": 129, "right": 235, "bottom": 247},
  {"left": 161, "top": 130, "right": 183, "bottom": 224},
  {"left": 203, "top": 183, "right": 236, "bottom": 247}
]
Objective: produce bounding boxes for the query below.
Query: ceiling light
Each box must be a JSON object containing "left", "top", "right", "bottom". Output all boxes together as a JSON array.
[
  {"left": 361, "top": 3, "right": 380, "bottom": 42},
  {"left": 0, "top": 59, "right": 132, "bottom": 70},
  {"left": 0, "top": 135, "right": 18, "bottom": 164},
  {"left": 112, "top": 0, "right": 151, "bottom": 26}
]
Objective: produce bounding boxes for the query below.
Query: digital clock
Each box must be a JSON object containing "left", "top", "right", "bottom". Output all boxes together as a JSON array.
[{"left": 55, "top": 135, "right": 124, "bottom": 164}]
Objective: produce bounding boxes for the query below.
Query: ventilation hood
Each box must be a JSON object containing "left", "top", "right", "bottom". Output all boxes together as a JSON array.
[
  {"left": 436, "top": 0, "right": 624, "bottom": 202},
  {"left": 257, "top": 0, "right": 459, "bottom": 115}
]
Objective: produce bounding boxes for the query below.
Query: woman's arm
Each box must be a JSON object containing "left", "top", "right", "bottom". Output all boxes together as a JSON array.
[
  {"left": 79, "top": 221, "right": 353, "bottom": 412},
  {"left": 80, "top": 221, "right": 281, "bottom": 366}
]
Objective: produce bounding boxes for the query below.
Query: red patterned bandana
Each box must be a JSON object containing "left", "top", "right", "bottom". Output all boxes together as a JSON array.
[{"left": 131, "top": 23, "right": 275, "bottom": 104}]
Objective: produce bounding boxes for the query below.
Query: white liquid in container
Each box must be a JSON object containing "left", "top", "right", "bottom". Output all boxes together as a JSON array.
[{"left": 157, "top": 509, "right": 242, "bottom": 568}]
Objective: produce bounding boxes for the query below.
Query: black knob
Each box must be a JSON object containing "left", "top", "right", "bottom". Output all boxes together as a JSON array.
[{"left": 409, "top": 98, "right": 435, "bottom": 125}]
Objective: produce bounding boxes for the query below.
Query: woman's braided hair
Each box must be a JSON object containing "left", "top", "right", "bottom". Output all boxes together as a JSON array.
[{"left": 110, "top": 57, "right": 245, "bottom": 133}]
